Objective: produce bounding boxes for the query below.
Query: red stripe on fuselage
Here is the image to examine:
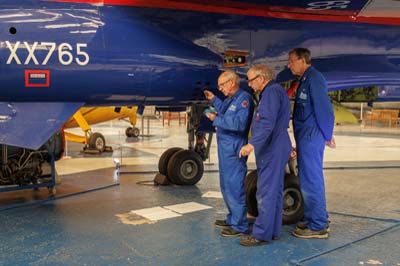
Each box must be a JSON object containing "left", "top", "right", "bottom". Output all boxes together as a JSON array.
[{"left": 45, "top": 0, "right": 400, "bottom": 26}]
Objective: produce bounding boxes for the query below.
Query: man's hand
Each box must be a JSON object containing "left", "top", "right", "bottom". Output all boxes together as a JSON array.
[
  {"left": 204, "top": 90, "right": 215, "bottom": 101},
  {"left": 326, "top": 136, "right": 336, "bottom": 148},
  {"left": 205, "top": 112, "right": 216, "bottom": 121},
  {"left": 239, "top": 144, "right": 254, "bottom": 157}
]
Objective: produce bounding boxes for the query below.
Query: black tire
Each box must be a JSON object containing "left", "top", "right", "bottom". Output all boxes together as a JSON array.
[
  {"left": 167, "top": 150, "right": 204, "bottom": 185},
  {"left": 283, "top": 173, "right": 304, "bottom": 225},
  {"left": 88, "top": 132, "right": 105, "bottom": 152},
  {"left": 125, "top": 127, "right": 133, "bottom": 137},
  {"left": 158, "top": 147, "right": 183, "bottom": 175},
  {"left": 132, "top": 127, "right": 140, "bottom": 137},
  {"left": 245, "top": 170, "right": 258, "bottom": 217},
  {"left": 244, "top": 170, "right": 304, "bottom": 225},
  {"left": 126, "top": 127, "right": 140, "bottom": 138}
]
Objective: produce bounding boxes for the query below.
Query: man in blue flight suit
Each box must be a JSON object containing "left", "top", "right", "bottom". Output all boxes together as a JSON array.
[
  {"left": 288, "top": 47, "right": 336, "bottom": 239},
  {"left": 204, "top": 71, "right": 254, "bottom": 237},
  {"left": 239, "top": 65, "right": 292, "bottom": 246}
]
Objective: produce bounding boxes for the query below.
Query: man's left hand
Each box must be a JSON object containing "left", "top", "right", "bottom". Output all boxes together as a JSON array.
[
  {"left": 205, "top": 112, "right": 216, "bottom": 121},
  {"left": 326, "top": 136, "right": 336, "bottom": 148},
  {"left": 239, "top": 144, "right": 254, "bottom": 157}
]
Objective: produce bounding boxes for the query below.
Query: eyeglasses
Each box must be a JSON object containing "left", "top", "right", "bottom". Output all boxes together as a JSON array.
[
  {"left": 247, "top": 75, "right": 259, "bottom": 84},
  {"left": 218, "top": 79, "right": 231, "bottom": 89},
  {"left": 288, "top": 57, "right": 301, "bottom": 65}
]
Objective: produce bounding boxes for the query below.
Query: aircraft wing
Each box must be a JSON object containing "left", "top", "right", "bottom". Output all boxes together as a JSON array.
[{"left": 0, "top": 102, "right": 84, "bottom": 150}]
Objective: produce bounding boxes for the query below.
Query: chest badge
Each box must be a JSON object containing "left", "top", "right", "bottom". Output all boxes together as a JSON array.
[{"left": 299, "top": 92, "right": 307, "bottom": 100}]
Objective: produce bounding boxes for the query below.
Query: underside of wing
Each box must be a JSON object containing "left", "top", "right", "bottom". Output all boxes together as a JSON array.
[{"left": 0, "top": 102, "right": 84, "bottom": 150}]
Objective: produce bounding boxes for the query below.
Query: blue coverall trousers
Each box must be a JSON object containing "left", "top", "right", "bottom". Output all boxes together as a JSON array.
[
  {"left": 252, "top": 133, "right": 291, "bottom": 241},
  {"left": 217, "top": 136, "right": 249, "bottom": 233},
  {"left": 295, "top": 126, "right": 329, "bottom": 231}
]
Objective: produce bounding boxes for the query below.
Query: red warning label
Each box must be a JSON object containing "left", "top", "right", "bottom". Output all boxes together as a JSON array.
[{"left": 25, "top": 70, "right": 50, "bottom": 87}]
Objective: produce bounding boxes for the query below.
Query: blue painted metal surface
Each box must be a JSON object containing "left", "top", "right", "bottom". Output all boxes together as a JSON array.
[
  {"left": 0, "top": 1, "right": 399, "bottom": 104},
  {"left": 0, "top": 0, "right": 399, "bottom": 148}
]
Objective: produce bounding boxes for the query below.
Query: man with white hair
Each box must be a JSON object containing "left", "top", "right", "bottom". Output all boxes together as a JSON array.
[{"left": 239, "top": 64, "right": 292, "bottom": 246}]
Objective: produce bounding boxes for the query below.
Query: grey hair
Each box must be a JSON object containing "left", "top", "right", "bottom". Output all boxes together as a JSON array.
[{"left": 248, "top": 64, "right": 275, "bottom": 80}]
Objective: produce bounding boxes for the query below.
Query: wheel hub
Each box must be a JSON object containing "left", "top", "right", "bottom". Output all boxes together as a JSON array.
[{"left": 180, "top": 160, "right": 197, "bottom": 179}]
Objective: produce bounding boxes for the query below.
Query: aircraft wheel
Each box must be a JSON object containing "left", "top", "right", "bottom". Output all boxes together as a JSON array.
[
  {"left": 88, "top": 132, "right": 106, "bottom": 152},
  {"left": 283, "top": 173, "right": 304, "bottom": 225},
  {"left": 244, "top": 170, "right": 304, "bottom": 225},
  {"left": 167, "top": 150, "right": 204, "bottom": 185},
  {"left": 131, "top": 127, "right": 140, "bottom": 137},
  {"left": 126, "top": 127, "right": 140, "bottom": 138},
  {"left": 125, "top": 127, "right": 132, "bottom": 137},
  {"left": 158, "top": 147, "right": 183, "bottom": 176}
]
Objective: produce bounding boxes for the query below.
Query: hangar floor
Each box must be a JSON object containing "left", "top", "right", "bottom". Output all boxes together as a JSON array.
[{"left": 1, "top": 117, "right": 400, "bottom": 266}]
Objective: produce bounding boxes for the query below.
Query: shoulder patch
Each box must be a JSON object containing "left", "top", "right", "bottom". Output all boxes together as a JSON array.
[{"left": 241, "top": 100, "right": 248, "bottom": 108}]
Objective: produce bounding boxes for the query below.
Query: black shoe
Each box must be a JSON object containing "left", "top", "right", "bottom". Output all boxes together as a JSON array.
[
  {"left": 295, "top": 220, "right": 308, "bottom": 230},
  {"left": 292, "top": 227, "right": 329, "bottom": 239},
  {"left": 240, "top": 235, "right": 269, "bottom": 247},
  {"left": 220, "top": 227, "right": 244, "bottom": 237},
  {"left": 214, "top": 219, "right": 230, "bottom": 228}
]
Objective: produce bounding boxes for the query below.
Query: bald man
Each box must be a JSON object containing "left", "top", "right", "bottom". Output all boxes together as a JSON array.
[{"left": 204, "top": 71, "right": 254, "bottom": 237}]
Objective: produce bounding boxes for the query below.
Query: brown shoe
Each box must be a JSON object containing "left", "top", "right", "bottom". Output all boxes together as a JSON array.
[
  {"left": 220, "top": 227, "right": 244, "bottom": 237},
  {"left": 292, "top": 227, "right": 329, "bottom": 239},
  {"left": 240, "top": 235, "right": 269, "bottom": 247},
  {"left": 214, "top": 219, "right": 230, "bottom": 228},
  {"left": 296, "top": 221, "right": 331, "bottom": 232}
]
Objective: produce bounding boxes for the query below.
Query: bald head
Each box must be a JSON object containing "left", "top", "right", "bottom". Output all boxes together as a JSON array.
[{"left": 217, "top": 71, "right": 240, "bottom": 97}]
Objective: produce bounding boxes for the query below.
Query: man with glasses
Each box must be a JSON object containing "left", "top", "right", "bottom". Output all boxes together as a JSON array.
[
  {"left": 203, "top": 71, "right": 254, "bottom": 237},
  {"left": 288, "top": 47, "right": 335, "bottom": 239},
  {"left": 239, "top": 65, "right": 292, "bottom": 246}
]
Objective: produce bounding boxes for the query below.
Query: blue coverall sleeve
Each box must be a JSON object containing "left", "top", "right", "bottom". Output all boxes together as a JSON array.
[
  {"left": 213, "top": 96, "right": 253, "bottom": 133},
  {"left": 210, "top": 96, "right": 224, "bottom": 113},
  {"left": 249, "top": 88, "right": 279, "bottom": 148},
  {"left": 310, "top": 75, "right": 334, "bottom": 141}
]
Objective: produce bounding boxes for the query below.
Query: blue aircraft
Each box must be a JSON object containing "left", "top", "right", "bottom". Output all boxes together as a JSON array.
[{"left": 1, "top": 0, "right": 400, "bottom": 221}]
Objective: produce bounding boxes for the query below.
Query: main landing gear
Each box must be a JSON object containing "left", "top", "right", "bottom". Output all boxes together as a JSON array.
[
  {"left": 245, "top": 150, "right": 304, "bottom": 225},
  {"left": 155, "top": 105, "right": 213, "bottom": 186}
]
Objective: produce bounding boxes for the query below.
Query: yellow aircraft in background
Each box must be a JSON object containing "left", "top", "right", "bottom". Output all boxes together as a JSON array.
[
  {"left": 64, "top": 106, "right": 139, "bottom": 153},
  {"left": 333, "top": 102, "right": 359, "bottom": 125}
]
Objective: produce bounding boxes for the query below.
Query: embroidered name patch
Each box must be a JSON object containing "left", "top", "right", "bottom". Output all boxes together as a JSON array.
[{"left": 229, "top": 105, "right": 237, "bottom": 111}]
